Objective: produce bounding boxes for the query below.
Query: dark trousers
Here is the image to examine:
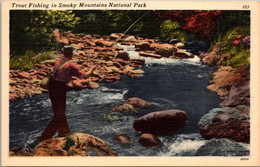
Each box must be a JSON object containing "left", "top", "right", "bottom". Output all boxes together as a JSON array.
[{"left": 40, "top": 79, "right": 69, "bottom": 141}]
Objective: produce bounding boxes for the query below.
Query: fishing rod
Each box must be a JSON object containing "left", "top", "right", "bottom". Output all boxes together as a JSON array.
[{"left": 123, "top": 11, "right": 151, "bottom": 35}]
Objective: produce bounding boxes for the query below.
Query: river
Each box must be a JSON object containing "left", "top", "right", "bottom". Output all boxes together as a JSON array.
[{"left": 9, "top": 45, "right": 249, "bottom": 156}]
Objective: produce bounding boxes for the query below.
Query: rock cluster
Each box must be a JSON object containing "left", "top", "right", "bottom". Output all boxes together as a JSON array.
[
  {"left": 10, "top": 133, "right": 117, "bottom": 156},
  {"left": 198, "top": 43, "right": 250, "bottom": 143},
  {"left": 112, "top": 97, "right": 150, "bottom": 114},
  {"left": 9, "top": 31, "right": 193, "bottom": 100},
  {"left": 112, "top": 98, "right": 186, "bottom": 147}
]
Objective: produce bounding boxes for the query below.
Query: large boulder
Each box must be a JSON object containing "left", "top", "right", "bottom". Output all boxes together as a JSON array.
[
  {"left": 125, "top": 97, "right": 150, "bottom": 108},
  {"left": 133, "top": 110, "right": 186, "bottom": 136},
  {"left": 198, "top": 106, "right": 250, "bottom": 143},
  {"left": 196, "top": 139, "right": 249, "bottom": 156},
  {"left": 138, "top": 133, "right": 163, "bottom": 147},
  {"left": 11, "top": 133, "right": 117, "bottom": 156}
]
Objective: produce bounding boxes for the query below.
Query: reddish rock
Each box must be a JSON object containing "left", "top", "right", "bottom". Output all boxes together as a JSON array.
[
  {"left": 101, "top": 40, "right": 114, "bottom": 47},
  {"left": 117, "top": 134, "right": 130, "bottom": 144},
  {"left": 10, "top": 146, "right": 32, "bottom": 156},
  {"left": 112, "top": 104, "right": 138, "bottom": 114},
  {"left": 72, "top": 80, "right": 84, "bottom": 89},
  {"left": 201, "top": 42, "right": 232, "bottom": 67},
  {"left": 33, "top": 138, "right": 68, "bottom": 156},
  {"left": 133, "top": 110, "right": 186, "bottom": 136},
  {"left": 110, "top": 33, "right": 122, "bottom": 40},
  {"left": 17, "top": 72, "right": 31, "bottom": 79},
  {"left": 130, "top": 70, "right": 145, "bottom": 75},
  {"left": 155, "top": 44, "right": 177, "bottom": 57},
  {"left": 114, "top": 47, "right": 124, "bottom": 51},
  {"left": 125, "top": 97, "right": 150, "bottom": 108},
  {"left": 114, "top": 59, "right": 127, "bottom": 66},
  {"left": 19, "top": 133, "right": 118, "bottom": 156},
  {"left": 125, "top": 36, "right": 136, "bottom": 42},
  {"left": 79, "top": 79, "right": 89, "bottom": 86},
  {"left": 135, "top": 42, "right": 151, "bottom": 51},
  {"left": 128, "top": 58, "right": 145, "bottom": 66},
  {"left": 9, "top": 79, "right": 17, "bottom": 85},
  {"left": 150, "top": 43, "right": 160, "bottom": 51},
  {"left": 112, "top": 62, "right": 123, "bottom": 69},
  {"left": 94, "top": 47, "right": 112, "bottom": 52},
  {"left": 104, "top": 76, "right": 120, "bottom": 83},
  {"left": 139, "top": 133, "right": 163, "bottom": 147},
  {"left": 9, "top": 93, "right": 19, "bottom": 100},
  {"left": 207, "top": 66, "right": 249, "bottom": 98},
  {"left": 123, "top": 66, "right": 134, "bottom": 75},
  {"left": 173, "top": 51, "right": 194, "bottom": 59},
  {"left": 198, "top": 106, "right": 250, "bottom": 143},
  {"left": 87, "top": 81, "right": 100, "bottom": 89},
  {"left": 220, "top": 81, "right": 249, "bottom": 107},
  {"left": 84, "top": 35, "right": 93, "bottom": 39},
  {"left": 85, "top": 40, "right": 96, "bottom": 46},
  {"left": 75, "top": 51, "right": 86, "bottom": 57},
  {"left": 115, "top": 52, "right": 130, "bottom": 61}
]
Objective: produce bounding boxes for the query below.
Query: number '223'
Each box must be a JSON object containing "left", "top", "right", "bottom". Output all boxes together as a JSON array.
[{"left": 242, "top": 5, "right": 249, "bottom": 9}]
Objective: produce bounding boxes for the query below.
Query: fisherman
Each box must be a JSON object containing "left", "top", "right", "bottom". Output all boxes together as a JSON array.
[{"left": 40, "top": 45, "right": 96, "bottom": 141}]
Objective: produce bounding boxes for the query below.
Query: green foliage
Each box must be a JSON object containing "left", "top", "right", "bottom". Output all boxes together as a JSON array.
[
  {"left": 219, "top": 26, "right": 250, "bottom": 67},
  {"left": 221, "top": 26, "right": 250, "bottom": 50},
  {"left": 73, "top": 10, "right": 162, "bottom": 38},
  {"left": 68, "top": 150, "right": 78, "bottom": 156},
  {"left": 10, "top": 10, "right": 80, "bottom": 56},
  {"left": 10, "top": 51, "right": 54, "bottom": 71},
  {"left": 219, "top": 11, "right": 250, "bottom": 36},
  {"left": 159, "top": 20, "right": 196, "bottom": 43},
  {"left": 221, "top": 48, "right": 250, "bottom": 67},
  {"left": 63, "top": 134, "right": 75, "bottom": 152},
  {"left": 102, "top": 113, "right": 119, "bottom": 123},
  {"left": 160, "top": 20, "right": 180, "bottom": 39}
]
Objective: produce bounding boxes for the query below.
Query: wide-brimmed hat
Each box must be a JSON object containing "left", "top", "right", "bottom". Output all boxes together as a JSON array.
[{"left": 62, "top": 45, "right": 76, "bottom": 55}]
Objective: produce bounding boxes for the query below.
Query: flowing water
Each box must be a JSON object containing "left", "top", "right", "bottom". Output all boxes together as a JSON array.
[{"left": 9, "top": 45, "right": 249, "bottom": 156}]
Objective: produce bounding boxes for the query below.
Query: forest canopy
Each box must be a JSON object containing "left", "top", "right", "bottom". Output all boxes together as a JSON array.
[{"left": 10, "top": 10, "right": 250, "bottom": 69}]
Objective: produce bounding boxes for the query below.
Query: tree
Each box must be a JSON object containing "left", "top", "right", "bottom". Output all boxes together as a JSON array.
[
  {"left": 154, "top": 10, "right": 223, "bottom": 39},
  {"left": 10, "top": 10, "right": 80, "bottom": 56}
]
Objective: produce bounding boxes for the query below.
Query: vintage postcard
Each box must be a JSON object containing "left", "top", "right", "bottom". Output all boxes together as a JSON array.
[{"left": 1, "top": 0, "right": 260, "bottom": 166}]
